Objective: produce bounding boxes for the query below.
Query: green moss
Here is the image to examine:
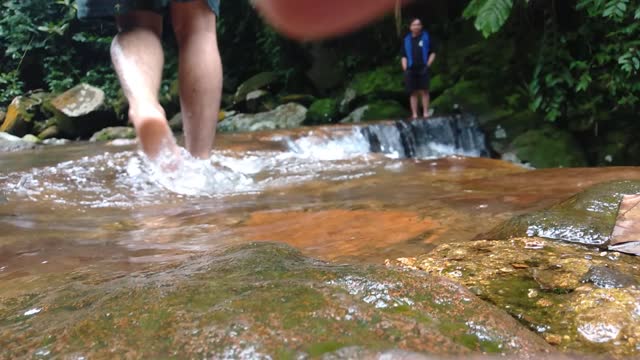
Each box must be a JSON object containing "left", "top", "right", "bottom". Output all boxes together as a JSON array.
[
  {"left": 349, "top": 66, "right": 404, "bottom": 100},
  {"left": 510, "top": 125, "right": 587, "bottom": 168},
  {"left": 306, "top": 98, "right": 338, "bottom": 125},
  {"left": 361, "top": 100, "right": 409, "bottom": 121},
  {"left": 431, "top": 80, "right": 490, "bottom": 115},
  {"left": 306, "top": 341, "right": 345, "bottom": 356}
]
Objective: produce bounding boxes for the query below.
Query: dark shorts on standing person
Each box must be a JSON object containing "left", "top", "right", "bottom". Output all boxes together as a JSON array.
[
  {"left": 76, "top": 0, "right": 220, "bottom": 19},
  {"left": 405, "top": 66, "right": 430, "bottom": 94}
]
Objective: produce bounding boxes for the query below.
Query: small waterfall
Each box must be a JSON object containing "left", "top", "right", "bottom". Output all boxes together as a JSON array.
[{"left": 361, "top": 114, "right": 489, "bottom": 159}]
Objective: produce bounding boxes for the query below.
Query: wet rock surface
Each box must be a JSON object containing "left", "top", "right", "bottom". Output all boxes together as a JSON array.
[
  {"left": 0, "top": 132, "right": 37, "bottom": 152},
  {"left": 485, "top": 180, "right": 640, "bottom": 247},
  {"left": 0, "top": 243, "right": 553, "bottom": 359},
  {"left": 390, "top": 238, "right": 640, "bottom": 358}
]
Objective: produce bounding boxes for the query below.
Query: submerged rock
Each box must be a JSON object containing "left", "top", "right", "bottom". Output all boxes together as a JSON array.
[
  {"left": 485, "top": 180, "right": 640, "bottom": 248},
  {"left": 0, "top": 243, "right": 553, "bottom": 359},
  {"left": 390, "top": 238, "right": 640, "bottom": 358},
  {"left": 219, "top": 103, "right": 307, "bottom": 133}
]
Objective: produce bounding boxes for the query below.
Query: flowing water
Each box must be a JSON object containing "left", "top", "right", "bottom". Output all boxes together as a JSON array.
[{"left": 2, "top": 117, "right": 640, "bottom": 358}]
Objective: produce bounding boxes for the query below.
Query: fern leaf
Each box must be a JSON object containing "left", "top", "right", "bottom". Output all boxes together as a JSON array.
[{"left": 474, "top": 0, "right": 514, "bottom": 38}]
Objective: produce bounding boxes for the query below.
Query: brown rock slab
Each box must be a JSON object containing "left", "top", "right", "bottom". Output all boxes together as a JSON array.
[{"left": 241, "top": 209, "right": 443, "bottom": 260}]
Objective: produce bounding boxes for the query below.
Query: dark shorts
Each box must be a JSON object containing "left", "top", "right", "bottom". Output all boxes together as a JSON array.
[
  {"left": 405, "top": 66, "right": 430, "bottom": 94},
  {"left": 77, "top": 0, "right": 220, "bottom": 19}
]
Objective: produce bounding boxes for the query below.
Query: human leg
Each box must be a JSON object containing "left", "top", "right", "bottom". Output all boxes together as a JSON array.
[
  {"left": 421, "top": 90, "right": 430, "bottom": 118},
  {"left": 410, "top": 92, "right": 419, "bottom": 119},
  {"left": 111, "top": 11, "right": 177, "bottom": 160},
  {"left": 171, "top": 0, "right": 222, "bottom": 159}
]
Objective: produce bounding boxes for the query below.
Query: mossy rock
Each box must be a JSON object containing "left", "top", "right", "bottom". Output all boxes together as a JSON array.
[
  {"left": 340, "top": 100, "right": 409, "bottom": 123},
  {"left": 363, "top": 100, "right": 409, "bottom": 121},
  {"left": 0, "top": 95, "right": 45, "bottom": 137},
  {"left": 348, "top": 66, "right": 405, "bottom": 101},
  {"left": 0, "top": 242, "right": 553, "bottom": 358},
  {"left": 431, "top": 80, "right": 490, "bottom": 116},
  {"left": 483, "top": 110, "right": 542, "bottom": 154},
  {"left": 510, "top": 126, "right": 587, "bottom": 168},
  {"left": 89, "top": 126, "right": 136, "bottom": 142},
  {"left": 279, "top": 94, "right": 316, "bottom": 107},
  {"left": 43, "top": 83, "right": 121, "bottom": 139},
  {"left": 485, "top": 180, "right": 640, "bottom": 247},
  {"left": 392, "top": 238, "right": 640, "bottom": 357},
  {"left": 305, "top": 98, "right": 338, "bottom": 125},
  {"left": 234, "top": 72, "right": 278, "bottom": 104}
]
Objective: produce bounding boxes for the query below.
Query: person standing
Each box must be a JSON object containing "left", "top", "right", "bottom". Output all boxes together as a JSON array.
[
  {"left": 401, "top": 18, "right": 436, "bottom": 119},
  {"left": 77, "top": 0, "right": 222, "bottom": 163}
]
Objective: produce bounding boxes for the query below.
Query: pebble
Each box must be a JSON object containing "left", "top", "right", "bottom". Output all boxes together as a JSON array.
[{"left": 545, "top": 334, "right": 562, "bottom": 345}]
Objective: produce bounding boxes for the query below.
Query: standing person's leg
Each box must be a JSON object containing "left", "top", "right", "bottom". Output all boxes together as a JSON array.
[
  {"left": 421, "top": 90, "right": 430, "bottom": 118},
  {"left": 410, "top": 92, "right": 419, "bottom": 119},
  {"left": 111, "top": 12, "right": 177, "bottom": 160},
  {"left": 171, "top": 0, "right": 222, "bottom": 159}
]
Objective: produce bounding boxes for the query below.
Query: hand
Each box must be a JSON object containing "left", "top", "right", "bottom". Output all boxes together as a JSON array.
[{"left": 256, "top": 0, "right": 398, "bottom": 40}]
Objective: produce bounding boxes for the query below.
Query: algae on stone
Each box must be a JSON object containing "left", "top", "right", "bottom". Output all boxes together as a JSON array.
[
  {"left": 306, "top": 98, "right": 338, "bottom": 125},
  {"left": 391, "top": 238, "right": 640, "bottom": 358},
  {"left": 509, "top": 126, "right": 587, "bottom": 168},
  {"left": 0, "top": 243, "right": 553, "bottom": 359}
]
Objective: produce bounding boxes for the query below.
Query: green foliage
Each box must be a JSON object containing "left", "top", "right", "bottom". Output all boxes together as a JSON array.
[
  {"left": 463, "top": 0, "right": 514, "bottom": 38},
  {"left": 0, "top": 0, "right": 116, "bottom": 108},
  {"left": 464, "top": 0, "right": 640, "bottom": 124}
]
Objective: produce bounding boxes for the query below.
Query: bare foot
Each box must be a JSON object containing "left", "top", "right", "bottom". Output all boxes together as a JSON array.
[{"left": 129, "top": 103, "right": 181, "bottom": 170}]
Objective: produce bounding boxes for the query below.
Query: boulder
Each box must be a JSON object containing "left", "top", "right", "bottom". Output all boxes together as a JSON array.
[
  {"left": 21, "top": 134, "right": 40, "bottom": 143},
  {"left": 168, "top": 112, "right": 183, "bottom": 132},
  {"left": 0, "top": 243, "right": 554, "bottom": 358},
  {"left": 234, "top": 72, "right": 278, "bottom": 104},
  {"left": 278, "top": 94, "right": 316, "bottom": 107},
  {"left": 305, "top": 98, "right": 338, "bottom": 125},
  {"left": 0, "top": 95, "right": 44, "bottom": 137},
  {"left": 218, "top": 103, "right": 307, "bottom": 133},
  {"left": 509, "top": 126, "right": 587, "bottom": 168},
  {"left": 485, "top": 180, "right": 640, "bottom": 248},
  {"left": 431, "top": 80, "right": 490, "bottom": 116},
  {"left": 339, "top": 88, "right": 357, "bottom": 114},
  {"left": 341, "top": 100, "right": 409, "bottom": 123},
  {"left": 348, "top": 66, "right": 405, "bottom": 102},
  {"left": 90, "top": 126, "right": 136, "bottom": 142},
  {"left": 245, "top": 89, "right": 271, "bottom": 113},
  {"left": 391, "top": 238, "right": 640, "bottom": 357},
  {"left": 0, "top": 131, "right": 36, "bottom": 152},
  {"left": 37, "top": 125, "right": 60, "bottom": 140},
  {"left": 45, "top": 83, "right": 121, "bottom": 139}
]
